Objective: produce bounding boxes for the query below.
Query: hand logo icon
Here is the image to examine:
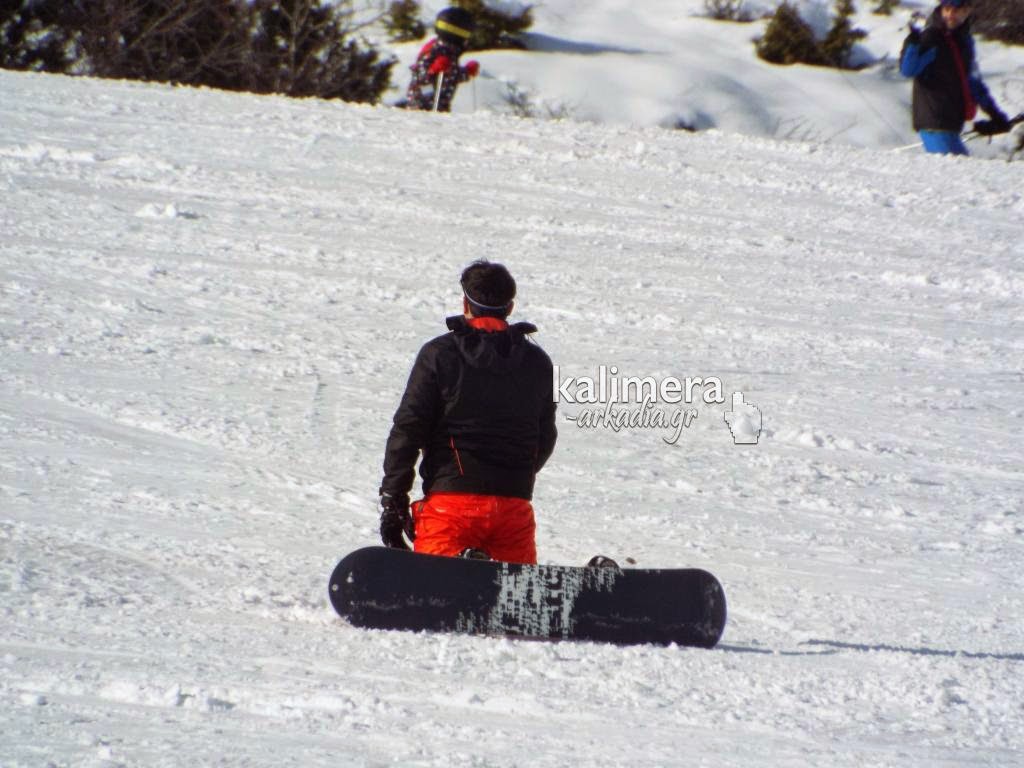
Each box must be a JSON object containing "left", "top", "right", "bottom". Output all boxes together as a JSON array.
[{"left": 724, "top": 391, "right": 762, "bottom": 445}]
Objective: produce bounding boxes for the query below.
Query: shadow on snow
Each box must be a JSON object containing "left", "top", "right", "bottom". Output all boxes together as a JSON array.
[
  {"left": 520, "top": 32, "right": 648, "bottom": 57},
  {"left": 720, "top": 639, "right": 1024, "bottom": 662}
]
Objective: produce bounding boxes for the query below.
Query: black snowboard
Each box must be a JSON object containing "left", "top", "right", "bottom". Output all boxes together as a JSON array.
[{"left": 328, "top": 547, "right": 727, "bottom": 648}]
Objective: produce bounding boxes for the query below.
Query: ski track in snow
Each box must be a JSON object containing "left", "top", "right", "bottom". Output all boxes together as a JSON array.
[{"left": 2, "top": 69, "right": 1024, "bottom": 767}]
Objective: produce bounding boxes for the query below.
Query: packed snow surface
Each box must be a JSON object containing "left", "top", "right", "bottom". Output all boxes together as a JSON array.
[{"left": 2, "top": 60, "right": 1024, "bottom": 768}]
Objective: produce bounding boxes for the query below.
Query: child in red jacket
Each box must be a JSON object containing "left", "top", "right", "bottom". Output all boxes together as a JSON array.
[{"left": 405, "top": 7, "right": 480, "bottom": 112}]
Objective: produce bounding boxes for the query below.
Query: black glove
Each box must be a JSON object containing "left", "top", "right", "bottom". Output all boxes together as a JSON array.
[
  {"left": 379, "top": 493, "right": 414, "bottom": 549},
  {"left": 974, "top": 112, "right": 1011, "bottom": 136}
]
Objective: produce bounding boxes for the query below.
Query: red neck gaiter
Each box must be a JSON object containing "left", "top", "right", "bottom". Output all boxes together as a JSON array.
[{"left": 468, "top": 316, "right": 508, "bottom": 333}]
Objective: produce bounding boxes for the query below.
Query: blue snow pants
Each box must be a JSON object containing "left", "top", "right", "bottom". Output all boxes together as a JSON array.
[{"left": 919, "top": 130, "right": 968, "bottom": 156}]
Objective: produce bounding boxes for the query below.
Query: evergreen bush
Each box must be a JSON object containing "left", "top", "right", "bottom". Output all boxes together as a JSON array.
[
  {"left": 0, "top": 1, "right": 78, "bottom": 72},
  {"left": 756, "top": 0, "right": 866, "bottom": 69},
  {"left": 0, "top": 0, "right": 395, "bottom": 103},
  {"left": 821, "top": 0, "right": 867, "bottom": 68},
  {"left": 973, "top": 0, "right": 1024, "bottom": 46},
  {"left": 385, "top": 0, "right": 426, "bottom": 43},
  {"left": 755, "top": 2, "right": 826, "bottom": 65},
  {"left": 703, "top": 0, "right": 753, "bottom": 22}
]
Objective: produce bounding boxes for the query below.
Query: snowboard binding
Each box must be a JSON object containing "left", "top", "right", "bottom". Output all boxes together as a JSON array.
[{"left": 458, "top": 547, "right": 492, "bottom": 560}]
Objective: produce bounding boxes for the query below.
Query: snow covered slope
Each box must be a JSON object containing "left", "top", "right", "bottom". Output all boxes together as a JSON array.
[
  {"left": 2, "top": 68, "right": 1023, "bottom": 767},
  {"left": 396, "top": 0, "right": 1024, "bottom": 152}
]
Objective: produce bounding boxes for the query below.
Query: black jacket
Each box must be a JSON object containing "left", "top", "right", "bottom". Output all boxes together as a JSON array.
[
  {"left": 381, "top": 316, "right": 557, "bottom": 503},
  {"left": 901, "top": 12, "right": 994, "bottom": 132}
]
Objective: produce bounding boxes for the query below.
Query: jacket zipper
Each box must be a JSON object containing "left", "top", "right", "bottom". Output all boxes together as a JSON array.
[{"left": 449, "top": 436, "right": 465, "bottom": 476}]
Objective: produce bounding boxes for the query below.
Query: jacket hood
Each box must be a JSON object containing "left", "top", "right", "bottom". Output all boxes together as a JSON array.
[{"left": 445, "top": 315, "right": 539, "bottom": 372}]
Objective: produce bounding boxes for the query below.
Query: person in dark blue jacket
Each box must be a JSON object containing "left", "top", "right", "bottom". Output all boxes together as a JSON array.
[{"left": 900, "top": 0, "right": 1009, "bottom": 155}]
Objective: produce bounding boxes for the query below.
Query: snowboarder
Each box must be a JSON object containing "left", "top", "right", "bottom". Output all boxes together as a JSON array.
[
  {"left": 378, "top": 260, "right": 557, "bottom": 564},
  {"left": 899, "top": 0, "right": 1009, "bottom": 156},
  {"left": 404, "top": 7, "right": 481, "bottom": 113}
]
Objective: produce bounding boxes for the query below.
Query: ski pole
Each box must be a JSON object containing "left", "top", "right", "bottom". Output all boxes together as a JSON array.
[
  {"left": 432, "top": 71, "right": 445, "bottom": 112},
  {"left": 892, "top": 142, "right": 922, "bottom": 153}
]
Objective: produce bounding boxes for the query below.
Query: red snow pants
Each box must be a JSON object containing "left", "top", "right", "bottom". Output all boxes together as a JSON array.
[{"left": 412, "top": 493, "right": 537, "bottom": 564}]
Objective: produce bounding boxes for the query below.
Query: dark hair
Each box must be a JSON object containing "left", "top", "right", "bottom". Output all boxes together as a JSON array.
[{"left": 460, "top": 260, "right": 516, "bottom": 318}]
